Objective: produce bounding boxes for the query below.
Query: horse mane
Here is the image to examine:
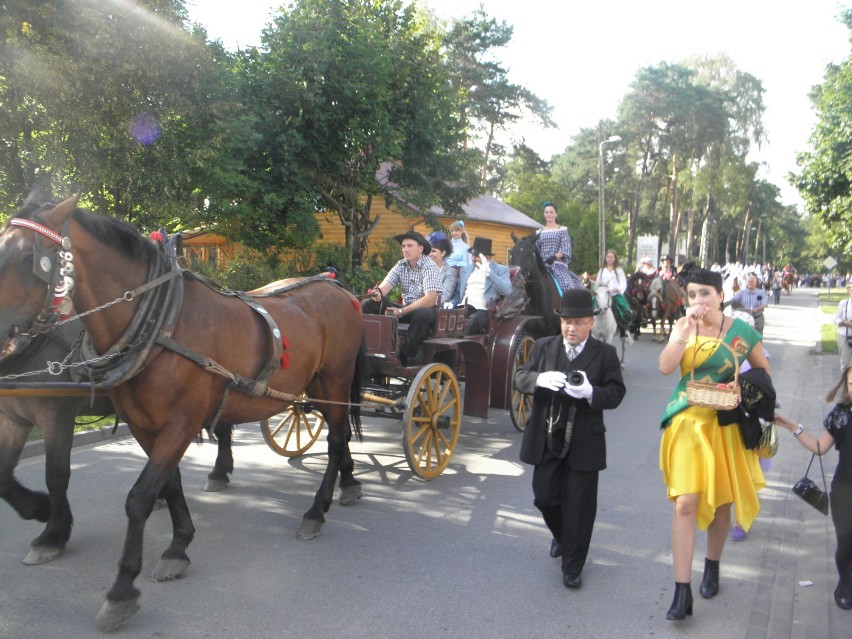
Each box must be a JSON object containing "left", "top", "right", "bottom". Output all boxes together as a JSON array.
[
  {"left": 71, "top": 209, "right": 159, "bottom": 264},
  {"left": 13, "top": 199, "right": 158, "bottom": 265}
]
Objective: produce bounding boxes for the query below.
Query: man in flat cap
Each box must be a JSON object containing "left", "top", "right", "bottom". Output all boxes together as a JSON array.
[
  {"left": 513, "top": 288, "right": 626, "bottom": 590},
  {"left": 363, "top": 230, "right": 440, "bottom": 364}
]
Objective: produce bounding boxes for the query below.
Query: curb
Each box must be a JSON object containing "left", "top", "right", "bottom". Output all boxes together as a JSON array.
[{"left": 21, "top": 423, "right": 132, "bottom": 461}]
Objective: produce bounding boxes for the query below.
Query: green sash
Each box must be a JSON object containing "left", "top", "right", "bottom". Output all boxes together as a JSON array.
[{"left": 660, "top": 319, "right": 760, "bottom": 428}]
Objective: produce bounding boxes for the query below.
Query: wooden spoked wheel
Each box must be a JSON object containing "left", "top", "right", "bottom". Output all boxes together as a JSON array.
[
  {"left": 260, "top": 401, "right": 325, "bottom": 457},
  {"left": 509, "top": 334, "right": 535, "bottom": 432},
  {"left": 403, "top": 363, "right": 461, "bottom": 480}
]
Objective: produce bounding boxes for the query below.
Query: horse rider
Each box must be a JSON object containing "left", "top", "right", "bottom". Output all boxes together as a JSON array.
[
  {"left": 659, "top": 255, "right": 675, "bottom": 281},
  {"left": 363, "top": 230, "right": 441, "bottom": 364},
  {"left": 455, "top": 237, "right": 513, "bottom": 335}
]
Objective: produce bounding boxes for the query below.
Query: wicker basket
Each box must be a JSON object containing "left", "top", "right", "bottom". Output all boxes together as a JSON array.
[{"left": 685, "top": 340, "right": 740, "bottom": 411}]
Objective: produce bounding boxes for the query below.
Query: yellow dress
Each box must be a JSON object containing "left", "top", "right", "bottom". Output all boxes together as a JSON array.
[{"left": 659, "top": 336, "right": 766, "bottom": 531}]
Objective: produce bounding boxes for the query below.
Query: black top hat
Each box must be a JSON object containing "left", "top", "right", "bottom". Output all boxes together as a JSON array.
[
  {"left": 554, "top": 288, "right": 599, "bottom": 318},
  {"left": 394, "top": 230, "right": 431, "bottom": 253},
  {"left": 468, "top": 237, "right": 494, "bottom": 256}
]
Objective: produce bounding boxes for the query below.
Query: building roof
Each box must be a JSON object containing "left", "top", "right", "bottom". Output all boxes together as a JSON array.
[
  {"left": 426, "top": 194, "right": 541, "bottom": 230},
  {"left": 376, "top": 161, "right": 541, "bottom": 230}
]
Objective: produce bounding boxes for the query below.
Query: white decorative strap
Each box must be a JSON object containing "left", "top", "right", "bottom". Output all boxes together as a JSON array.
[{"left": 10, "top": 218, "right": 64, "bottom": 244}]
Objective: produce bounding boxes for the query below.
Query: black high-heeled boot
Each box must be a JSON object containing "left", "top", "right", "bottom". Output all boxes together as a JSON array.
[
  {"left": 700, "top": 558, "right": 719, "bottom": 598},
  {"left": 666, "top": 582, "right": 693, "bottom": 620}
]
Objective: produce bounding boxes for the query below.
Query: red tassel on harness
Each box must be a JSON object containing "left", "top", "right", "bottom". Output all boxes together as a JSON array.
[
  {"left": 352, "top": 298, "right": 361, "bottom": 312},
  {"left": 280, "top": 335, "right": 290, "bottom": 369},
  {"left": 149, "top": 230, "right": 164, "bottom": 243}
]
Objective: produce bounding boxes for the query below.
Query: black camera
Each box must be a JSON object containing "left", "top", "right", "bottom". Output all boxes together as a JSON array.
[{"left": 566, "top": 371, "right": 585, "bottom": 386}]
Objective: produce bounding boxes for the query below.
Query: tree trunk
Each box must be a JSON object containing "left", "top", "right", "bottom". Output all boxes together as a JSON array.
[{"left": 668, "top": 156, "right": 678, "bottom": 261}]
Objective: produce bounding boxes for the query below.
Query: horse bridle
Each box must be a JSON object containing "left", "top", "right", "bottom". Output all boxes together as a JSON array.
[
  {"left": 9, "top": 216, "right": 74, "bottom": 338},
  {"left": 510, "top": 239, "right": 545, "bottom": 285}
]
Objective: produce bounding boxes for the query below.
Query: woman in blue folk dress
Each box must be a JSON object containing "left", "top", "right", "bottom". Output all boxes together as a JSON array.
[{"left": 536, "top": 201, "right": 583, "bottom": 292}]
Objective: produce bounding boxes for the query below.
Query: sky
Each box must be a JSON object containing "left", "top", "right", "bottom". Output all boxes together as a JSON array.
[{"left": 185, "top": 0, "right": 851, "bottom": 208}]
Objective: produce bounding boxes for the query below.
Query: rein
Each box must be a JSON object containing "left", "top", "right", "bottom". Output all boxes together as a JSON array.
[{"left": 7, "top": 216, "right": 367, "bottom": 412}]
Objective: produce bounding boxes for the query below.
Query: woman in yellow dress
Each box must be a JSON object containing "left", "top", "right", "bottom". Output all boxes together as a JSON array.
[{"left": 658, "top": 265, "right": 769, "bottom": 621}]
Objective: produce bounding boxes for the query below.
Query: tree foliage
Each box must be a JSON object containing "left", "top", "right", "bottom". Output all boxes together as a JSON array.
[
  {"left": 443, "top": 7, "right": 554, "bottom": 190},
  {"left": 794, "top": 8, "right": 852, "bottom": 271},
  {"left": 0, "top": 0, "right": 223, "bottom": 225}
]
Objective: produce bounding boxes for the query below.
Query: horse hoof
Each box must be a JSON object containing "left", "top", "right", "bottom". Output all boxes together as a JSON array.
[
  {"left": 95, "top": 598, "right": 140, "bottom": 632},
  {"left": 339, "top": 484, "right": 362, "bottom": 506},
  {"left": 22, "top": 545, "right": 62, "bottom": 565},
  {"left": 152, "top": 558, "right": 190, "bottom": 582},
  {"left": 297, "top": 518, "right": 323, "bottom": 540},
  {"left": 203, "top": 476, "right": 230, "bottom": 492}
]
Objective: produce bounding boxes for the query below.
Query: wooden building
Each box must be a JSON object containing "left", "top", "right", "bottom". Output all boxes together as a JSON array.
[{"left": 316, "top": 193, "right": 542, "bottom": 264}]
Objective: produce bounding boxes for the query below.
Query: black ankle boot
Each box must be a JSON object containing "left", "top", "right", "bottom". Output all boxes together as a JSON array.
[
  {"left": 666, "top": 582, "right": 693, "bottom": 620},
  {"left": 699, "top": 558, "right": 719, "bottom": 598}
]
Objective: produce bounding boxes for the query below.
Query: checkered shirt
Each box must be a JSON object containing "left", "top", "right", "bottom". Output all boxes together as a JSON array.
[{"left": 383, "top": 255, "right": 441, "bottom": 305}]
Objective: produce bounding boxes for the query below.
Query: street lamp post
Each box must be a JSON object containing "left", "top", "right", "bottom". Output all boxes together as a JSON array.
[{"left": 598, "top": 135, "right": 622, "bottom": 265}]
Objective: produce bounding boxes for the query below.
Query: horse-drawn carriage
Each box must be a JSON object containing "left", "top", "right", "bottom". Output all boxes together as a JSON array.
[{"left": 261, "top": 296, "right": 538, "bottom": 480}]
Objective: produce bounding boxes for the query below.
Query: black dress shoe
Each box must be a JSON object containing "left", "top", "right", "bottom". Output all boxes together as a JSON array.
[
  {"left": 549, "top": 539, "right": 562, "bottom": 558},
  {"left": 835, "top": 589, "right": 852, "bottom": 610},
  {"left": 563, "top": 573, "right": 582, "bottom": 589}
]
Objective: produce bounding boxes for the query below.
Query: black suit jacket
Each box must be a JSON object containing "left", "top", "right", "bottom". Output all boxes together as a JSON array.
[{"left": 514, "top": 334, "right": 626, "bottom": 470}]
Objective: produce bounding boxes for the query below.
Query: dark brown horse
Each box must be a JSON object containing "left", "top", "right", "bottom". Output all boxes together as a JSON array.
[
  {"left": 506, "top": 233, "right": 564, "bottom": 337},
  {"left": 0, "top": 322, "right": 113, "bottom": 565},
  {"left": 0, "top": 194, "right": 365, "bottom": 631},
  {"left": 782, "top": 272, "right": 795, "bottom": 294}
]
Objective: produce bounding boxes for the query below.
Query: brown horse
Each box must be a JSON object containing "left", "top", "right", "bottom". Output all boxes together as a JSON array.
[
  {"left": 782, "top": 272, "right": 795, "bottom": 294},
  {"left": 0, "top": 194, "right": 365, "bottom": 631},
  {"left": 648, "top": 277, "right": 685, "bottom": 341}
]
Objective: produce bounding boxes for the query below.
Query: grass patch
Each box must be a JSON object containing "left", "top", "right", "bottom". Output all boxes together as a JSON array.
[
  {"left": 821, "top": 324, "right": 839, "bottom": 353},
  {"left": 818, "top": 291, "right": 847, "bottom": 305},
  {"left": 28, "top": 415, "right": 117, "bottom": 443}
]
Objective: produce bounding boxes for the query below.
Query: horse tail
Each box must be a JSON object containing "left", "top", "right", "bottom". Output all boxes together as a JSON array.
[{"left": 348, "top": 344, "right": 365, "bottom": 442}]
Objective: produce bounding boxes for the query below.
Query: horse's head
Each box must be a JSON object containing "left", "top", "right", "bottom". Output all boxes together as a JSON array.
[
  {"left": 0, "top": 194, "right": 80, "bottom": 362},
  {"left": 593, "top": 282, "right": 612, "bottom": 311},
  {"left": 508, "top": 233, "right": 542, "bottom": 277}
]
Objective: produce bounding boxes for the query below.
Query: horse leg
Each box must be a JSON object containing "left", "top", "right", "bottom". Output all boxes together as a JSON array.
[
  {"left": 0, "top": 419, "right": 50, "bottom": 522},
  {"left": 152, "top": 466, "right": 195, "bottom": 582},
  {"left": 338, "top": 429, "right": 361, "bottom": 506},
  {"left": 297, "top": 435, "right": 346, "bottom": 540},
  {"left": 204, "top": 423, "right": 234, "bottom": 492},
  {"left": 24, "top": 417, "right": 75, "bottom": 565},
  {"left": 96, "top": 457, "right": 184, "bottom": 632}
]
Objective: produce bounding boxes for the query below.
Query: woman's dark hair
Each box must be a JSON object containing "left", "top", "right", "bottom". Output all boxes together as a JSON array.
[
  {"left": 431, "top": 238, "right": 452, "bottom": 256},
  {"left": 681, "top": 261, "right": 723, "bottom": 293},
  {"left": 542, "top": 200, "right": 558, "bottom": 213}
]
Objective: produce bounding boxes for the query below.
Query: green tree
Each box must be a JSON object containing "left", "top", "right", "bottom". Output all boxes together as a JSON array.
[
  {"left": 235, "top": 0, "right": 480, "bottom": 274},
  {"left": 794, "top": 9, "right": 852, "bottom": 261},
  {"left": 0, "top": 0, "right": 223, "bottom": 225},
  {"left": 443, "top": 6, "right": 554, "bottom": 190}
]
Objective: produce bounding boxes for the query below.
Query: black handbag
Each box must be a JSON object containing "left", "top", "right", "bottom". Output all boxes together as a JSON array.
[{"left": 791, "top": 443, "right": 829, "bottom": 516}]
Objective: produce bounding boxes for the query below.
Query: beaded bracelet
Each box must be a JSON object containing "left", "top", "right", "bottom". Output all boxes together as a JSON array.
[{"left": 671, "top": 336, "right": 688, "bottom": 345}]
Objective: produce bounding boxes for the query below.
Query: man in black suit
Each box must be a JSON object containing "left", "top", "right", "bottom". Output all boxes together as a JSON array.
[{"left": 514, "top": 288, "right": 626, "bottom": 589}]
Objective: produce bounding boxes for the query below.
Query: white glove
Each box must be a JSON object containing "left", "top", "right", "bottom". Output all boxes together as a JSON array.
[
  {"left": 535, "top": 371, "right": 567, "bottom": 391},
  {"left": 442, "top": 302, "right": 455, "bottom": 309},
  {"left": 563, "top": 371, "right": 593, "bottom": 400}
]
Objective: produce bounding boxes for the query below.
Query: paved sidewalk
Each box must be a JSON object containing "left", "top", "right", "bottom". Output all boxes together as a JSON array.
[{"left": 744, "top": 289, "right": 845, "bottom": 639}]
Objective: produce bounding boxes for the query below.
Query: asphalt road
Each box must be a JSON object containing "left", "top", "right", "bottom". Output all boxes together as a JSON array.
[{"left": 0, "top": 287, "right": 846, "bottom": 638}]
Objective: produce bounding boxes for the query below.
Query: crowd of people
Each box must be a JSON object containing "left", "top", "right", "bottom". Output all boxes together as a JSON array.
[{"left": 360, "top": 202, "right": 849, "bottom": 620}]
